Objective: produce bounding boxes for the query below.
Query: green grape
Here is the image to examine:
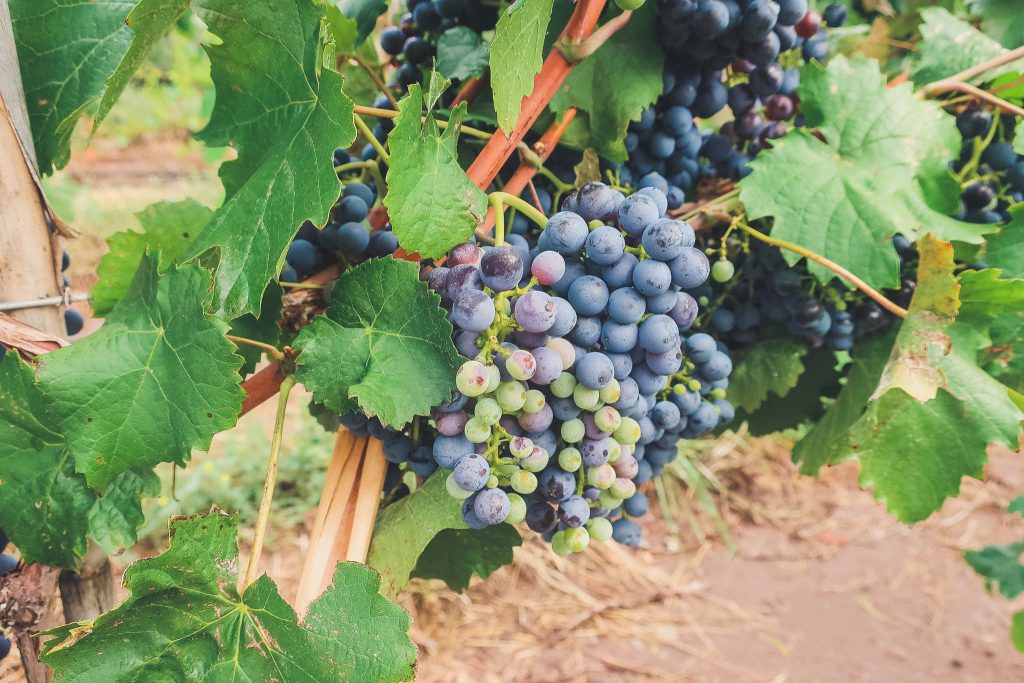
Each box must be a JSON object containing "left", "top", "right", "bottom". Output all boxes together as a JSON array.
[
  {"left": 506, "top": 492, "right": 527, "bottom": 524},
  {"left": 587, "top": 516, "right": 613, "bottom": 542},
  {"left": 564, "top": 526, "right": 590, "bottom": 553},
  {"left": 551, "top": 530, "right": 571, "bottom": 557},
  {"left": 550, "top": 372, "right": 577, "bottom": 398},
  {"left": 598, "top": 489, "right": 622, "bottom": 510},
  {"left": 587, "top": 463, "right": 616, "bottom": 489},
  {"left": 560, "top": 418, "right": 585, "bottom": 443},
  {"left": 506, "top": 349, "right": 537, "bottom": 381},
  {"left": 673, "top": 384, "right": 687, "bottom": 396},
  {"left": 711, "top": 258, "right": 735, "bottom": 283},
  {"left": 496, "top": 463, "right": 521, "bottom": 477},
  {"left": 609, "top": 477, "right": 636, "bottom": 499},
  {"left": 487, "top": 474, "right": 499, "bottom": 489},
  {"left": 558, "top": 447, "right": 582, "bottom": 472},
  {"left": 606, "top": 440, "right": 622, "bottom": 463},
  {"left": 464, "top": 416, "right": 491, "bottom": 443},
  {"left": 485, "top": 363, "right": 501, "bottom": 393},
  {"left": 688, "top": 379, "right": 702, "bottom": 392},
  {"left": 456, "top": 360, "right": 490, "bottom": 397},
  {"left": 573, "top": 384, "right": 600, "bottom": 410},
  {"left": 509, "top": 436, "right": 534, "bottom": 459},
  {"left": 598, "top": 378, "right": 620, "bottom": 404},
  {"left": 594, "top": 406, "right": 621, "bottom": 433},
  {"left": 521, "top": 447, "right": 549, "bottom": 473},
  {"left": 510, "top": 469, "right": 538, "bottom": 494},
  {"left": 475, "top": 397, "right": 502, "bottom": 425},
  {"left": 446, "top": 472, "right": 474, "bottom": 499},
  {"left": 613, "top": 417, "right": 641, "bottom": 445},
  {"left": 710, "top": 388, "right": 727, "bottom": 400},
  {"left": 523, "top": 389, "right": 546, "bottom": 414},
  {"left": 496, "top": 381, "right": 527, "bottom": 411}
]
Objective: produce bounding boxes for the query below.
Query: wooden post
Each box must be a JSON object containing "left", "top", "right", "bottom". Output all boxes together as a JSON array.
[{"left": 0, "top": 2, "right": 116, "bottom": 678}]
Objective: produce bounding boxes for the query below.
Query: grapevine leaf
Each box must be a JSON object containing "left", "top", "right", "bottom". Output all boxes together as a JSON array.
[
  {"left": 411, "top": 525, "right": 522, "bottom": 592},
  {"left": 383, "top": 86, "right": 488, "bottom": 259},
  {"left": 92, "top": 199, "right": 214, "bottom": 317},
  {"left": 294, "top": 257, "right": 461, "bottom": 427},
  {"left": 302, "top": 563, "right": 418, "bottom": 682},
  {"left": 87, "top": 468, "right": 161, "bottom": 555},
  {"left": 727, "top": 337, "right": 808, "bottom": 413},
  {"left": 41, "top": 511, "right": 416, "bottom": 681},
  {"left": 985, "top": 207, "right": 1024, "bottom": 278},
  {"left": 739, "top": 347, "right": 841, "bottom": 436},
  {"left": 1016, "top": 120, "right": 1024, "bottom": 155},
  {"left": 911, "top": 7, "right": 1010, "bottom": 85},
  {"left": 1011, "top": 496, "right": 1024, "bottom": 516},
  {"left": 740, "top": 56, "right": 991, "bottom": 291},
  {"left": 549, "top": 5, "right": 665, "bottom": 162},
  {"left": 436, "top": 27, "right": 491, "bottom": 81},
  {"left": 37, "top": 253, "right": 245, "bottom": 490},
  {"left": 965, "top": 541, "right": 1024, "bottom": 599},
  {"left": 965, "top": 0, "right": 1024, "bottom": 49},
  {"left": 0, "top": 353, "right": 91, "bottom": 568},
  {"left": 10, "top": 0, "right": 187, "bottom": 174},
  {"left": 489, "top": 0, "right": 554, "bottom": 132},
  {"left": 182, "top": 0, "right": 357, "bottom": 317},
  {"left": 368, "top": 473, "right": 466, "bottom": 598},
  {"left": 229, "top": 283, "right": 284, "bottom": 376},
  {"left": 1014, "top": 612, "right": 1024, "bottom": 653},
  {"left": 324, "top": 4, "right": 359, "bottom": 55},
  {"left": 337, "top": 0, "right": 388, "bottom": 46}
]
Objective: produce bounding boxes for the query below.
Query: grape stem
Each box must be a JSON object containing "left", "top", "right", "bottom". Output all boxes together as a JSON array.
[
  {"left": 350, "top": 55, "right": 399, "bottom": 110},
  {"left": 334, "top": 159, "right": 387, "bottom": 198},
  {"left": 242, "top": 375, "right": 296, "bottom": 590},
  {"left": 735, "top": 221, "right": 909, "bottom": 319},
  {"left": 488, "top": 191, "right": 550, "bottom": 246},
  {"left": 352, "top": 105, "right": 495, "bottom": 141},
  {"left": 226, "top": 335, "right": 285, "bottom": 362},
  {"left": 674, "top": 187, "right": 741, "bottom": 221},
  {"left": 555, "top": 10, "right": 633, "bottom": 64},
  {"left": 922, "top": 45, "right": 1024, "bottom": 117},
  {"left": 353, "top": 113, "right": 391, "bottom": 164},
  {"left": 278, "top": 281, "right": 325, "bottom": 290}
]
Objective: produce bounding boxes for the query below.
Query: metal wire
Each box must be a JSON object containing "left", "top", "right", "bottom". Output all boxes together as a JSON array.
[{"left": 0, "top": 291, "right": 91, "bottom": 312}]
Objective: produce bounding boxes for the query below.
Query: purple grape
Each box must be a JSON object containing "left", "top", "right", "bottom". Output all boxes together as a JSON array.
[
  {"left": 531, "top": 346, "right": 564, "bottom": 385},
  {"left": 453, "top": 453, "right": 490, "bottom": 491},
  {"left": 558, "top": 495, "right": 591, "bottom": 528},
  {"left": 480, "top": 246, "right": 524, "bottom": 291},
  {"left": 451, "top": 289, "right": 495, "bottom": 332},
  {"left": 519, "top": 404, "right": 553, "bottom": 432},
  {"left": 514, "top": 290, "right": 557, "bottom": 333},
  {"left": 668, "top": 248, "right": 710, "bottom": 289},
  {"left": 474, "top": 488, "right": 511, "bottom": 525}
]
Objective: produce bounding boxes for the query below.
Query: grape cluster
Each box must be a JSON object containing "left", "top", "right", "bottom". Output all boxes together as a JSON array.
[
  {"left": 279, "top": 149, "right": 399, "bottom": 284},
  {"left": 419, "top": 182, "right": 733, "bottom": 551},
  {"left": 59, "top": 250, "right": 84, "bottom": 336},
  {"left": 618, "top": 1, "right": 846, "bottom": 196},
  {"left": 953, "top": 108, "right": 1024, "bottom": 226}
]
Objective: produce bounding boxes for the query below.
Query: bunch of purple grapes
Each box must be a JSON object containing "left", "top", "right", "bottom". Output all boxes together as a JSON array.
[{"left": 953, "top": 108, "right": 1024, "bottom": 227}]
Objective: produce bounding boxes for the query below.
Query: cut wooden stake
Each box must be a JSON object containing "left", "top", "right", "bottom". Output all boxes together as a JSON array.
[{"left": 344, "top": 438, "right": 388, "bottom": 563}]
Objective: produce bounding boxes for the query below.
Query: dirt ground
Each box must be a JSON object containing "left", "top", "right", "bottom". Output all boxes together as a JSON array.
[{"left": 5, "top": 141, "right": 1023, "bottom": 682}]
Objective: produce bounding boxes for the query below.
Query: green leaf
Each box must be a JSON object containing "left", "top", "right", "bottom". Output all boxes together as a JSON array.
[
  {"left": 229, "top": 283, "right": 284, "bottom": 376},
  {"left": 92, "top": 199, "right": 214, "bottom": 317},
  {"left": 0, "top": 353, "right": 91, "bottom": 568},
  {"left": 965, "top": 541, "right": 1024, "bottom": 599},
  {"left": 1013, "top": 612, "right": 1024, "bottom": 653},
  {"left": 985, "top": 206, "right": 1024, "bottom": 278},
  {"left": 294, "top": 257, "right": 461, "bottom": 426},
  {"left": 182, "top": 0, "right": 357, "bottom": 317},
  {"left": 41, "top": 510, "right": 416, "bottom": 682},
  {"left": 549, "top": 5, "right": 665, "bottom": 162},
  {"left": 368, "top": 473, "right": 467, "bottom": 598},
  {"left": 792, "top": 334, "right": 894, "bottom": 474},
  {"left": 37, "top": 253, "right": 245, "bottom": 490},
  {"left": 1016, "top": 120, "right": 1024, "bottom": 155},
  {"left": 727, "top": 337, "right": 808, "bottom": 413},
  {"left": 383, "top": 86, "right": 488, "bottom": 259},
  {"left": 739, "top": 56, "right": 990, "bottom": 291},
  {"left": 411, "top": 525, "right": 522, "bottom": 592},
  {"left": 337, "top": 0, "right": 388, "bottom": 46},
  {"left": 490, "top": 0, "right": 555, "bottom": 132},
  {"left": 911, "top": 7, "right": 1009, "bottom": 85},
  {"left": 1010, "top": 496, "right": 1024, "bottom": 516},
  {"left": 436, "top": 27, "right": 491, "bottom": 81},
  {"left": 324, "top": 4, "right": 359, "bottom": 55},
  {"left": 10, "top": 0, "right": 186, "bottom": 174},
  {"left": 965, "top": 0, "right": 1024, "bottom": 49},
  {"left": 739, "top": 347, "right": 842, "bottom": 436},
  {"left": 87, "top": 468, "right": 161, "bottom": 555}
]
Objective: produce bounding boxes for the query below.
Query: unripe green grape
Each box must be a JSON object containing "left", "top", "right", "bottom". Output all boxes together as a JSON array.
[
  {"left": 594, "top": 405, "right": 621, "bottom": 433},
  {"left": 485, "top": 363, "right": 501, "bottom": 393},
  {"left": 614, "top": 0, "right": 645, "bottom": 10},
  {"left": 487, "top": 474, "right": 499, "bottom": 489},
  {"left": 446, "top": 472, "right": 474, "bottom": 499},
  {"left": 496, "top": 381, "right": 527, "bottom": 411},
  {"left": 609, "top": 477, "right": 636, "bottom": 500},
  {"left": 564, "top": 526, "right": 590, "bottom": 553},
  {"left": 560, "top": 419, "right": 585, "bottom": 443},
  {"left": 573, "top": 384, "right": 600, "bottom": 410},
  {"left": 464, "top": 416, "right": 491, "bottom": 443},
  {"left": 673, "top": 384, "right": 687, "bottom": 396},
  {"left": 550, "top": 372, "right": 577, "bottom": 398},
  {"left": 711, "top": 258, "right": 735, "bottom": 283},
  {"left": 510, "top": 469, "right": 538, "bottom": 494},
  {"left": 456, "top": 360, "right": 490, "bottom": 397},
  {"left": 475, "top": 397, "right": 502, "bottom": 425},
  {"left": 506, "top": 492, "right": 527, "bottom": 524},
  {"left": 613, "top": 417, "right": 641, "bottom": 445},
  {"left": 598, "top": 378, "right": 621, "bottom": 404},
  {"left": 587, "top": 516, "right": 613, "bottom": 542},
  {"left": 521, "top": 446, "right": 549, "bottom": 473},
  {"left": 710, "top": 388, "right": 727, "bottom": 400},
  {"left": 523, "top": 389, "right": 546, "bottom": 414},
  {"left": 558, "top": 447, "right": 582, "bottom": 472},
  {"left": 496, "top": 463, "right": 520, "bottom": 477},
  {"left": 545, "top": 337, "right": 576, "bottom": 370},
  {"left": 509, "top": 436, "right": 534, "bottom": 459},
  {"left": 587, "top": 463, "right": 616, "bottom": 489},
  {"left": 506, "top": 349, "right": 537, "bottom": 381},
  {"left": 606, "top": 440, "right": 622, "bottom": 463},
  {"left": 688, "top": 379, "right": 702, "bottom": 392},
  {"left": 598, "top": 489, "right": 622, "bottom": 509},
  {"left": 551, "top": 530, "right": 571, "bottom": 557}
]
